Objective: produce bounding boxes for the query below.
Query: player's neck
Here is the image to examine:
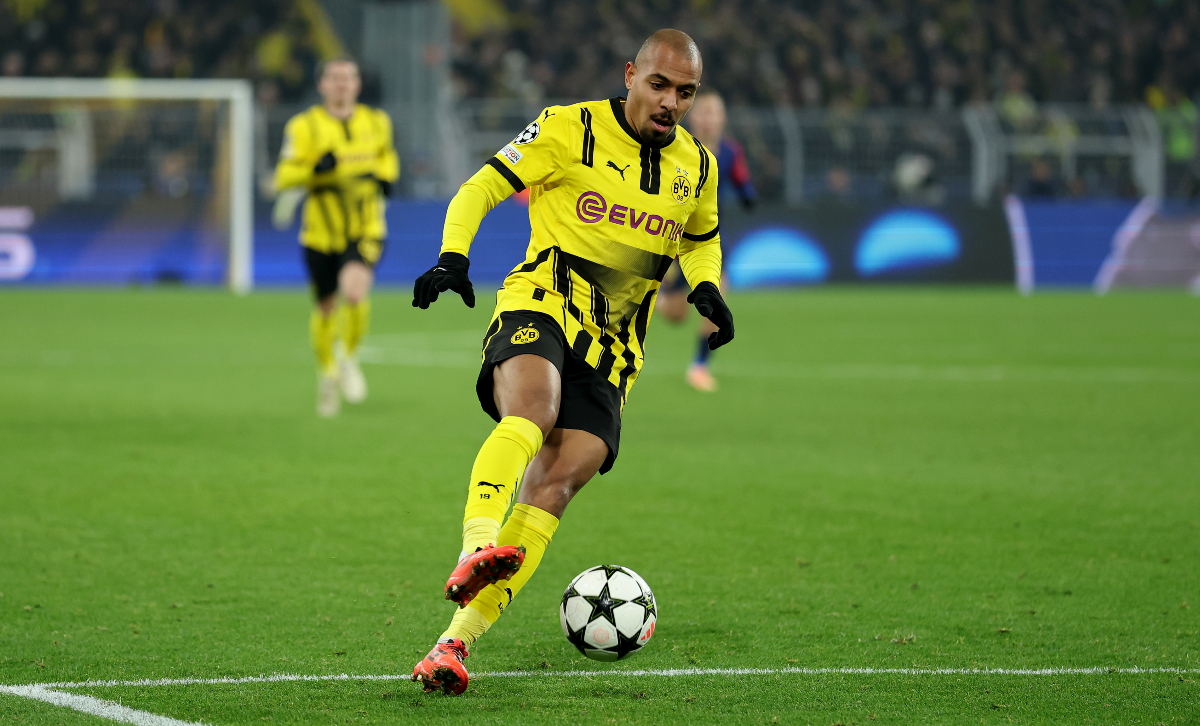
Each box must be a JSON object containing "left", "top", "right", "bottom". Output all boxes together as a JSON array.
[{"left": 324, "top": 101, "right": 355, "bottom": 121}]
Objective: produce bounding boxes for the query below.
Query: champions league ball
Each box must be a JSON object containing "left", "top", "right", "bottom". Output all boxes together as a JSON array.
[{"left": 560, "top": 565, "right": 657, "bottom": 661}]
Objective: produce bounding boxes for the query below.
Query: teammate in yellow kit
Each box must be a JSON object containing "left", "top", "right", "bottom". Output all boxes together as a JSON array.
[
  {"left": 410, "top": 30, "right": 734, "bottom": 695},
  {"left": 273, "top": 58, "right": 399, "bottom": 417}
]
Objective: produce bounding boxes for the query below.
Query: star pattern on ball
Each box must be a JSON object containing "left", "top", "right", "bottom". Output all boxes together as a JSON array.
[
  {"left": 582, "top": 581, "right": 626, "bottom": 624},
  {"left": 632, "top": 591, "right": 656, "bottom": 619},
  {"left": 599, "top": 564, "right": 626, "bottom": 579},
  {"left": 610, "top": 628, "right": 644, "bottom": 659}
]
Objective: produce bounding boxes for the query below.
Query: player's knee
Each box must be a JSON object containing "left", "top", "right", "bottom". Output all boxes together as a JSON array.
[{"left": 316, "top": 296, "right": 337, "bottom": 316}]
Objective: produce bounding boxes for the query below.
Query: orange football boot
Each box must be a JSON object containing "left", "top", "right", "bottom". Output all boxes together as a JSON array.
[
  {"left": 444, "top": 544, "right": 525, "bottom": 607},
  {"left": 412, "top": 638, "right": 469, "bottom": 695}
]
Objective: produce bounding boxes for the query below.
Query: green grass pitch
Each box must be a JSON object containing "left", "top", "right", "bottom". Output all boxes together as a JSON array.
[{"left": 1, "top": 287, "right": 1197, "bottom": 725}]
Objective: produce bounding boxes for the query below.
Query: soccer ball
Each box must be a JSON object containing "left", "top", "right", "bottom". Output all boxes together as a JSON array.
[{"left": 559, "top": 565, "right": 656, "bottom": 661}]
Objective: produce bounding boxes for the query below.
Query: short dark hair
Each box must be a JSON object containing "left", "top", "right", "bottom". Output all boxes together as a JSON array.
[
  {"left": 634, "top": 29, "right": 701, "bottom": 68},
  {"left": 317, "top": 56, "right": 359, "bottom": 81}
]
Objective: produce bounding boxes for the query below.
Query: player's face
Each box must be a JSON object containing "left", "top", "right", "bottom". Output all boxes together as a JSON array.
[
  {"left": 687, "top": 94, "right": 726, "bottom": 141},
  {"left": 318, "top": 61, "right": 361, "bottom": 107},
  {"left": 624, "top": 47, "right": 701, "bottom": 147}
]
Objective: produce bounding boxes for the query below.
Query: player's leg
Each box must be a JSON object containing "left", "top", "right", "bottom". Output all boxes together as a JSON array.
[
  {"left": 335, "top": 240, "right": 382, "bottom": 403},
  {"left": 413, "top": 352, "right": 562, "bottom": 695},
  {"left": 687, "top": 273, "right": 729, "bottom": 393},
  {"left": 655, "top": 260, "right": 690, "bottom": 324},
  {"left": 438, "top": 428, "right": 606, "bottom": 650},
  {"left": 687, "top": 316, "right": 719, "bottom": 392},
  {"left": 305, "top": 248, "right": 341, "bottom": 417}
]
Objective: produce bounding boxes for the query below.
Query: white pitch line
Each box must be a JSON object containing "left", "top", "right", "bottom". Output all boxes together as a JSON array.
[
  {"left": 0, "top": 684, "right": 202, "bottom": 725},
  {"left": 20, "top": 666, "right": 1200, "bottom": 690}
]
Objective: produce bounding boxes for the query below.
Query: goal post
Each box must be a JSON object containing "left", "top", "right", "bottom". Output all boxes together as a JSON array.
[{"left": 0, "top": 77, "right": 255, "bottom": 293}]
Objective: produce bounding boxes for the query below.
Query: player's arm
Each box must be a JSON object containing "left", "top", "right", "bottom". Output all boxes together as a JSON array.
[
  {"left": 372, "top": 110, "right": 400, "bottom": 197},
  {"left": 273, "top": 116, "right": 317, "bottom": 191},
  {"left": 679, "top": 152, "right": 734, "bottom": 348},
  {"left": 414, "top": 107, "right": 572, "bottom": 309}
]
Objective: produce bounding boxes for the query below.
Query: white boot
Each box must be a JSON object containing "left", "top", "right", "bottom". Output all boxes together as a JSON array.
[
  {"left": 338, "top": 349, "right": 367, "bottom": 404},
  {"left": 317, "top": 372, "right": 341, "bottom": 418}
]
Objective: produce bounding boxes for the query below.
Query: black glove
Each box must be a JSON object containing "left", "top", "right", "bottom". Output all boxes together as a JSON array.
[
  {"left": 687, "top": 281, "right": 734, "bottom": 349},
  {"left": 376, "top": 178, "right": 393, "bottom": 197},
  {"left": 314, "top": 152, "right": 337, "bottom": 174},
  {"left": 413, "top": 252, "right": 475, "bottom": 309}
]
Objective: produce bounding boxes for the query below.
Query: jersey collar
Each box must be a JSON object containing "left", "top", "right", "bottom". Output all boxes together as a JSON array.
[{"left": 609, "top": 97, "right": 676, "bottom": 148}]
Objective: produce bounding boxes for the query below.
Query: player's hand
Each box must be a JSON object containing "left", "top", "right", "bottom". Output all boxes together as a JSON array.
[
  {"left": 413, "top": 252, "right": 475, "bottom": 309},
  {"left": 314, "top": 152, "right": 337, "bottom": 174},
  {"left": 687, "top": 281, "right": 734, "bottom": 349}
]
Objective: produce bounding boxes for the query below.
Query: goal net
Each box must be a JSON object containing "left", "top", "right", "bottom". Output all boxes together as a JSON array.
[{"left": 0, "top": 78, "right": 253, "bottom": 292}]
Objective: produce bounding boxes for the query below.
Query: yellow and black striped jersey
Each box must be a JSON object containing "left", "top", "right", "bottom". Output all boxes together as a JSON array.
[
  {"left": 274, "top": 104, "right": 400, "bottom": 254},
  {"left": 442, "top": 97, "right": 723, "bottom": 399}
]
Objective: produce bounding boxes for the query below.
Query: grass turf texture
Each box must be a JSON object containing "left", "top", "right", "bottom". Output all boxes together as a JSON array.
[{"left": 0, "top": 287, "right": 1196, "bottom": 725}]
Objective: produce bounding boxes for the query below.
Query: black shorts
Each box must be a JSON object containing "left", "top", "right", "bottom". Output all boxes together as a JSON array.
[
  {"left": 303, "top": 238, "right": 385, "bottom": 300},
  {"left": 476, "top": 310, "right": 622, "bottom": 475},
  {"left": 661, "top": 259, "right": 690, "bottom": 294}
]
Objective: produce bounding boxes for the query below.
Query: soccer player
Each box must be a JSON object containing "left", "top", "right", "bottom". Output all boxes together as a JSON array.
[
  {"left": 409, "top": 29, "right": 734, "bottom": 695},
  {"left": 273, "top": 57, "right": 399, "bottom": 417},
  {"left": 656, "top": 88, "right": 756, "bottom": 392}
]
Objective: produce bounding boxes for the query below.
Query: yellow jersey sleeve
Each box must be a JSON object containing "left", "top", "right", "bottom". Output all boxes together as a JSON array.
[
  {"left": 372, "top": 110, "right": 400, "bottom": 183},
  {"left": 441, "top": 106, "right": 573, "bottom": 256},
  {"left": 274, "top": 114, "right": 316, "bottom": 191},
  {"left": 679, "top": 144, "right": 722, "bottom": 290},
  {"left": 441, "top": 164, "right": 515, "bottom": 256}
]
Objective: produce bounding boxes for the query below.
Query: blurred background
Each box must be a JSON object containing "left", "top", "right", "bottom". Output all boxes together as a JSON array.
[{"left": 1, "top": 0, "right": 1198, "bottom": 292}]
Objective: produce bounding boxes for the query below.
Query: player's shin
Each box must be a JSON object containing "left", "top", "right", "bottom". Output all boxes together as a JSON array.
[
  {"left": 444, "top": 503, "right": 560, "bottom": 645},
  {"left": 310, "top": 310, "right": 337, "bottom": 376},
  {"left": 338, "top": 299, "right": 371, "bottom": 356},
  {"left": 462, "top": 416, "right": 543, "bottom": 553}
]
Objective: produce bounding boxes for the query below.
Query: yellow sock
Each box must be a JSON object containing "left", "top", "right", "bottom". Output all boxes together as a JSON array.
[
  {"left": 464, "top": 504, "right": 560, "bottom": 625},
  {"left": 461, "top": 417, "right": 543, "bottom": 552},
  {"left": 439, "top": 603, "right": 493, "bottom": 648},
  {"left": 338, "top": 300, "right": 371, "bottom": 356},
  {"left": 309, "top": 310, "right": 337, "bottom": 376}
]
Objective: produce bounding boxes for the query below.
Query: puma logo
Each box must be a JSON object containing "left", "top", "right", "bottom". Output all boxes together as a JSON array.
[
  {"left": 607, "top": 160, "right": 629, "bottom": 180},
  {"left": 476, "top": 482, "right": 505, "bottom": 492},
  {"left": 543, "top": 109, "right": 555, "bottom": 121}
]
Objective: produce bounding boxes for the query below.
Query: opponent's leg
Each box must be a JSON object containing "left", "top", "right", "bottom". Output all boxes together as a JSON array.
[
  {"left": 655, "top": 289, "right": 689, "bottom": 324},
  {"left": 336, "top": 261, "right": 374, "bottom": 403},
  {"left": 687, "top": 316, "right": 719, "bottom": 392},
  {"left": 311, "top": 294, "right": 340, "bottom": 417}
]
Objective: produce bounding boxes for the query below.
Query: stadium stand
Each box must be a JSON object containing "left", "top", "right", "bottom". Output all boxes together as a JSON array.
[
  {"left": 445, "top": 0, "right": 1199, "bottom": 110},
  {"left": 0, "top": 0, "right": 343, "bottom": 103}
]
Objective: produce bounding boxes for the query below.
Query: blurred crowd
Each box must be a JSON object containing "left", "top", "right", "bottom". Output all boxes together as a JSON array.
[
  {"left": 450, "top": 0, "right": 1198, "bottom": 112},
  {"left": 0, "top": 0, "right": 334, "bottom": 103}
]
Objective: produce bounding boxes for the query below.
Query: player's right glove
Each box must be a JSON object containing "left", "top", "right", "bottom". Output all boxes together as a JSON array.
[
  {"left": 314, "top": 151, "right": 337, "bottom": 174},
  {"left": 413, "top": 252, "right": 476, "bottom": 309},
  {"left": 687, "top": 281, "right": 735, "bottom": 349}
]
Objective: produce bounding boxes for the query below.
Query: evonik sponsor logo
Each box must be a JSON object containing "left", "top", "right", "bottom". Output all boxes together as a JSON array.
[{"left": 574, "top": 191, "right": 685, "bottom": 241}]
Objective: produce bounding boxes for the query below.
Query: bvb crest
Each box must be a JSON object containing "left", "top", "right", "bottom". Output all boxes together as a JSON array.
[{"left": 511, "top": 324, "right": 540, "bottom": 344}]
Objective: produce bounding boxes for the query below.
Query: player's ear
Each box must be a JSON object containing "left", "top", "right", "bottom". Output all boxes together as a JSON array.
[{"left": 625, "top": 61, "right": 636, "bottom": 90}]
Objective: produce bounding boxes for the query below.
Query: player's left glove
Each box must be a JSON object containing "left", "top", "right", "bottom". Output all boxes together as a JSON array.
[
  {"left": 687, "top": 281, "right": 735, "bottom": 349},
  {"left": 413, "top": 252, "right": 475, "bottom": 309}
]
